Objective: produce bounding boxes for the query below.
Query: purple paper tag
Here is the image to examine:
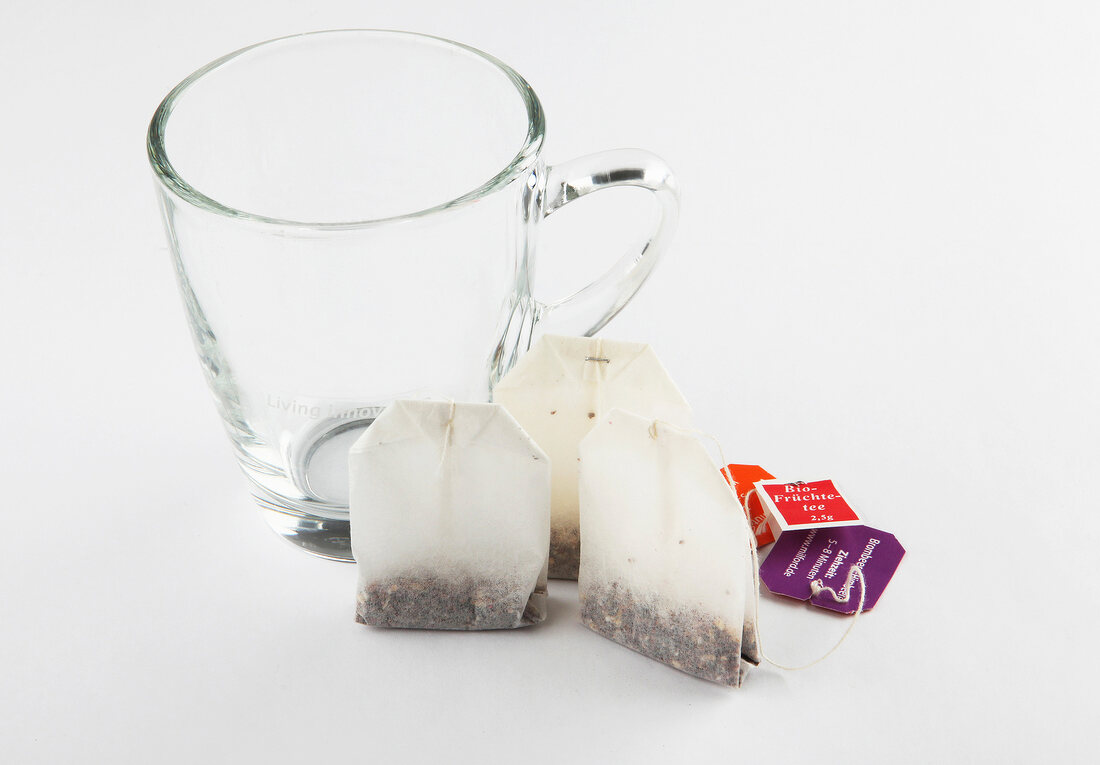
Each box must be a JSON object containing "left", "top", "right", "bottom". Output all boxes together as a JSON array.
[{"left": 758, "top": 525, "right": 905, "bottom": 614}]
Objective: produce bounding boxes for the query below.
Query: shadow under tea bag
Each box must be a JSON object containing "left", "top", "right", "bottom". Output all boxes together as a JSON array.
[
  {"left": 494, "top": 335, "right": 692, "bottom": 579},
  {"left": 350, "top": 400, "right": 550, "bottom": 630},
  {"left": 578, "top": 409, "right": 760, "bottom": 686}
]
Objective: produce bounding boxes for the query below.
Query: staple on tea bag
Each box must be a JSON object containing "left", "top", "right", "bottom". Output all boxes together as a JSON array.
[
  {"left": 577, "top": 410, "right": 759, "bottom": 686},
  {"left": 349, "top": 400, "right": 550, "bottom": 630},
  {"left": 494, "top": 335, "right": 692, "bottom": 579}
]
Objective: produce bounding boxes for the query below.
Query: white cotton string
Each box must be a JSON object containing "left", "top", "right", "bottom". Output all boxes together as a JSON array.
[
  {"left": 586, "top": 338, "right": 609, "bottom": 419},
  {"left": 740, "top": 487, "right": 771, "bottom": 540},
  {"left": 649, "top": 418, "right": 866, "bottom": 672},
  {"left": 437, "top": 398, "right": 457, "bottom": 472},
  {"left": 647, "top": 420, "right": 733, "bottom": 479},
  {"left": 729, "top": 457, "right": 866, "bottom": 669},
  {"left": 754, "top": 547, "right": 867, "bottom": 671}
]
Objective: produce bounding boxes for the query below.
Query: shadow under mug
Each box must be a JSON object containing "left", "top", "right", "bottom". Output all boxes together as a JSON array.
[{"left": 148, "top": 30, "right": 679, "bottom": 560}]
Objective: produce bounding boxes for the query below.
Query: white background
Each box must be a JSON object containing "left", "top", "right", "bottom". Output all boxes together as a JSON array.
[{"left": 2, "top": 1, "right": 1096, "bottom": 762}]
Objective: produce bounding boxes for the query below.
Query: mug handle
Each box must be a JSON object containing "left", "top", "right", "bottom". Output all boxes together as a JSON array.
[{"left": 535, "top": 149, "right": 680, "bottom": 336}]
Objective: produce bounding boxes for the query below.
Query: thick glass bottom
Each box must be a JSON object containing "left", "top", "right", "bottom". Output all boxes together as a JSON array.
[{"left": 257, "top": 500, "right": 354, "bottom": 562}]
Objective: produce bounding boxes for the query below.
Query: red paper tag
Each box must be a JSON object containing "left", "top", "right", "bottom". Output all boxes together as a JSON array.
[
  {"left": 754, "top": 478, "right": 861, "bottom": 532},
  {"left": 720, "top": 464, "right": 777, "bottom": 546}
]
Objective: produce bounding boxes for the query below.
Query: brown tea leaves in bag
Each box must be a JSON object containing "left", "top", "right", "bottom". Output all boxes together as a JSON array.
[{"left": 350, "top": 400, "right": 550, "bottom": 630}]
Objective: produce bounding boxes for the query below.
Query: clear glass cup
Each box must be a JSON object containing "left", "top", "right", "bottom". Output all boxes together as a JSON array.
[{"left": 147, "top": 30, "right": 679, "bottom": 560}]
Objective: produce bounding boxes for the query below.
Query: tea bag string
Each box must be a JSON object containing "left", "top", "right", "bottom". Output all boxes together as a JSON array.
[
  {"left": 737, "top": 470, "right": 866, "bottom": 670},
  {"left": 740, "top": 488, "right": 772, "bottom": 540},
  {"left": 751, "top": 540, "right": 866, "bottom": 671},
  {"left": 437, "top": 398, "right": 457, "bottom": 472},
  {"left": 649, "top": 419, "right": 866, "bottom": 671},
  {"left": 585, "top": 338, "right": 609, "bottom": 417}
]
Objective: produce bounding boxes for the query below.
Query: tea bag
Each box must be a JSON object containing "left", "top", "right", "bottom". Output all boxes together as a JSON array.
[
  {"left": 349, "top": 400, "right": 550, "bottom": 630},
  {"left": 577, "top": 409, "right": 760, "bottom": 686},
  {"left": 494, "top": 335, "right": 692, "bottom": 579}
]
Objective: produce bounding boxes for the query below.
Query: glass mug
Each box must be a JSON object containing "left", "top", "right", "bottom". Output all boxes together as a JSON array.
[{"left": 148, "top": 30, "right": 679, "bottom": 560}]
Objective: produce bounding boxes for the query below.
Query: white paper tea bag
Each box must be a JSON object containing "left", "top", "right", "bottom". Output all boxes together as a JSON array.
[
  {"left": 494, "top": 335, "right": 692, "bottom": 579},
  {"left": 349, "top": 400, "right": 550, "bottom": 630},
  {"left": 577, "top": 409, "right": 760, "bottom": 686}
]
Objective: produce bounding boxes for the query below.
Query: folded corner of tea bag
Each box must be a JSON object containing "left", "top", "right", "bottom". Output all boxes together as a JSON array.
[{"left": 495, "top": 335, "right": 693, "bottom": 582}]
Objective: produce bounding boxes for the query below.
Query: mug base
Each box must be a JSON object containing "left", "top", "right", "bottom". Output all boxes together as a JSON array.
[{"left": 258, "top": 502, "right": 354, "bottom": 562}]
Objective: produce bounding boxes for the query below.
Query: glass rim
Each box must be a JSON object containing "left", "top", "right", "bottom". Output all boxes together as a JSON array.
[{"left": 146, "top": 29, "right": 547, "bottom": 230}]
